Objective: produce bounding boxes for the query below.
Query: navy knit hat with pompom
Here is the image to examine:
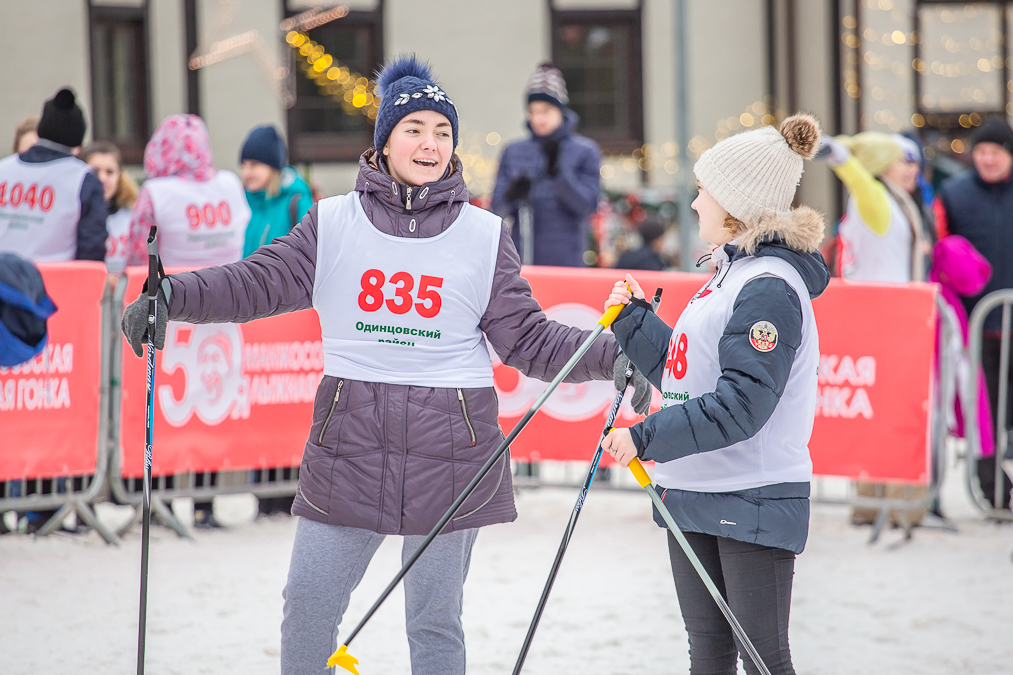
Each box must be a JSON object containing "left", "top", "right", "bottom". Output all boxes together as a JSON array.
[{"left": 373, "top": 55, "right": 458, "bottom": 152}]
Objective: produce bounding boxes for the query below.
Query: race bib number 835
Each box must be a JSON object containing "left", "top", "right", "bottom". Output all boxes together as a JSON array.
[{"left": 358, "top": 269, "right": 444, "bottom": 318}]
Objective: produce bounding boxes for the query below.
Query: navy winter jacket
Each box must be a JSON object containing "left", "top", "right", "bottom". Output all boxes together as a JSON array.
[
  {"left": 611, "top": 240, "right": 830, "bottom": 554},
  {"left": 19, "top": 144, "right": 107, "bottom": 261},
  {"left": 492, "top": 110, "right": 600, "bottom": 267},
  {"left": 938, "top": 168, "right": 1013, "bottom": 331}
]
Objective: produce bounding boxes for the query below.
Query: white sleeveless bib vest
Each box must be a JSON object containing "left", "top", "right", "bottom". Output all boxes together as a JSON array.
[
  {"left": 838, "top": 190, "right": 912, "bottom": 283},
  {"left": 314, "top": 192, "right": 500, "bottom": 387},
  {"left": 0, "top": 154, "right": 90, "bottom": 262},
  {"left": 104, "top": 207, "right": 132, "bottom": 273},
  {"left": 656, "top": 248, "right": 819, "bottom": 492},
  {"left": 143, "top": 171, "right": 250, "bottom": 267}
]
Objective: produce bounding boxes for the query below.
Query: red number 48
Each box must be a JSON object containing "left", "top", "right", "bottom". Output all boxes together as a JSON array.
[
  {"left": 665, "top": 333, "right": 688, "bottom": 380},
  {"left": 358, "top": 269, "right": 443, "bottom": 318}
]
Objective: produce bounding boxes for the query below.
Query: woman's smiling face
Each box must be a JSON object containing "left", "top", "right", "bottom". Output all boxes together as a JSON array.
[{"left": 382, "top": 111, "right": 454, "bottom": 187}]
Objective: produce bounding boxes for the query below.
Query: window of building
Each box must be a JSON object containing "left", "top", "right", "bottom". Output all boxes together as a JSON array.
[
  {"left": 551, "top": 7, "right": 644, "bottom": 153},
  {"left": 284, "top": 2, "right": 383, "bottom": 163},
  {"left": 89, "top": 3, "right": 151, "bottom": 164},
  {"left": 914, "top": 1, "right": 1009, "bottom": 137}
]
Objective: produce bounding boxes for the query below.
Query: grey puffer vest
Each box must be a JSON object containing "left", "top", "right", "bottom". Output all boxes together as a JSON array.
[{"left": 164, "top": 150, "right": 618, "bottom": 535}]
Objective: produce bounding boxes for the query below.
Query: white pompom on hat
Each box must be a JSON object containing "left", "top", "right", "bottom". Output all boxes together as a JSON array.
[{"left": 693, "top": 114, "right": 821, "bottom": 225}]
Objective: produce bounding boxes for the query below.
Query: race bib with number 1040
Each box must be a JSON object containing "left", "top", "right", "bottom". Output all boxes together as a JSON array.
[{"left": 0, "top": 182, "right": 55, "bottom": 211}]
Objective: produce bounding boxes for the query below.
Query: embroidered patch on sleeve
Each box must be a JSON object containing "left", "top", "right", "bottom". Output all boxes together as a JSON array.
[{"left": 749, "top": 321, "right": 778, "bottom": 352}]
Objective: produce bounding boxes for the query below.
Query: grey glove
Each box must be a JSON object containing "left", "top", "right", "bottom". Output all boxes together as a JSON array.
[
  {"left": 121, "top": 284, "right": 169, "bottom": 358},
  {"left": 614, "top": 352, "right": 652, "bottom": 416}
]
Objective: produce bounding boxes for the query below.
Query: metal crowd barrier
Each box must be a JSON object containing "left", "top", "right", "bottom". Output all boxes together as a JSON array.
[
  {"left": 106, "top": 279, "right": 301, "bottom": 539},
  {"left": 0, "top": 282, "right": 117, "bottom": 544},
  {"left": 963, "top": 289, "right": 1013, "bottom": 521},
  {"left": 3, "top": 273, "right": 981, "bottom": 544}
]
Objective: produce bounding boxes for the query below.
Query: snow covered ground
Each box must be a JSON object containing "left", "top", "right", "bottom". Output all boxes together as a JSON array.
[{"left": 2, "top": 458, "right": 1011, "bottom": 675}]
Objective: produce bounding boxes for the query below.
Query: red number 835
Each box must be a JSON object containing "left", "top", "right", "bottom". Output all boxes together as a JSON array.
[{"left": 358, "top": 269, "right": 443, "bottom": 318}]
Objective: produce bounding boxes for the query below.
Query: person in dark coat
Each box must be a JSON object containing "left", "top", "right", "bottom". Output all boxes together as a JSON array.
[
  {"left": 615, "top": 218, "right": 668, "bottom": 271},
  {"left": 492, "top": 63, "right": 601, "bottom": 267},
  {"left": 0, "top": 88, "right": 107, "bottom": 262},
  {"left": 936, "top": 118, "right": 1013, "bottom": 509}
]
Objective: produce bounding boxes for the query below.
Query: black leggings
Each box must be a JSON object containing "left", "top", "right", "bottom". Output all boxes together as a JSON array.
[{"left": 667, "top": 532, "right": 796, "bottom": 675}]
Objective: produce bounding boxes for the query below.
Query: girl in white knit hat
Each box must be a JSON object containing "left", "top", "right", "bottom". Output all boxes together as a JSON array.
[{"left": 600, "top": 114, "right": 830, "bottom": 674}]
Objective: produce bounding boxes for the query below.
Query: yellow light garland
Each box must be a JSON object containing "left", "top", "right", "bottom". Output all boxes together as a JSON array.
[{"left": 285, "top": 30, "right": 380, "bottom": 120}]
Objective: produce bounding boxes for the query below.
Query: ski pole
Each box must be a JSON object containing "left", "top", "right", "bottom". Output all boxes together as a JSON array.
[
  {"left": 328, "top": 298, "right": 629, "bottom": 674},
  {"left": 626, "top": 458, "right": 773, "bottom": 675},
  {"left": 511, "top": 287, "right": 662, "bottom": 675},
  {"left": 137, "top": 226, "right": 159, "bottom": 675}
]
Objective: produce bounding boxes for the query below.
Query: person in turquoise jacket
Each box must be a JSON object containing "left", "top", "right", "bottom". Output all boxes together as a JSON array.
[{"left": 239, "top": 125, "right": 314, "bottom": 258}]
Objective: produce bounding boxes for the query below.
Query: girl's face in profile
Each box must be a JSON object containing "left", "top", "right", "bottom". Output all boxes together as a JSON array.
[{"left": 691, "top": 184, "right": 735, "bottom": 248}]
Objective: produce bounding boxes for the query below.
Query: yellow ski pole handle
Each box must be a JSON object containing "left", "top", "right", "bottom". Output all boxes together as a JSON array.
[
  {"left": 628, "top": 457, "right": 653, "bottom": 488},
  {"left": 627, "top": 460, "right": 773, "bottom": 675},
  {"left": 598, "top": 281, "right": 635, "bottom": 328},
  {"left": 328, "top": 645, "right": 359, "bottom": 674},
  {"left": 599, "top": 301, "right": 625, "bottom": 328}
]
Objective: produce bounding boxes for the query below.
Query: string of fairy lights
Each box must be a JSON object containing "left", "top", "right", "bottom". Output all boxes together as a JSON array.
[
  {"left": 284, "top": 30, "right": 381, "bottom": 121},
  {"left": 841, "top": 0, "right": 1012, "bottom": 159}
]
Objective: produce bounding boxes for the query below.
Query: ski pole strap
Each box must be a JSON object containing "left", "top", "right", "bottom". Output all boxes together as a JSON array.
[{"left": 628, "top": 458, "right": 652, "bottom": 488}]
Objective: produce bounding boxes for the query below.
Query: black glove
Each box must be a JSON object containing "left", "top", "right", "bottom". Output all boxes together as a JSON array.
[
  {"left": 506, "top": 175, "right": 532, "bottom": 202},
  {"left": 121, "top": 283, "right": 169, "bottom": 358},
  {"left": 614, "top": 353, "right": 652, "bottom": 416},
  {"left": 541, "top": 138, "right": 560, "bottom": 176}
]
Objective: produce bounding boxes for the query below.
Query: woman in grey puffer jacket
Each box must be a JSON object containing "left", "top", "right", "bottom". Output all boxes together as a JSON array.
[{"left": 121, "top": 57, "right": 642, "bottom": 675}]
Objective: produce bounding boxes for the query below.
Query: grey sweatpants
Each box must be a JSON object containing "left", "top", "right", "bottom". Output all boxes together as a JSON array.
[{"left": 281, "top": 518, "right": 479, "bottom": 675}]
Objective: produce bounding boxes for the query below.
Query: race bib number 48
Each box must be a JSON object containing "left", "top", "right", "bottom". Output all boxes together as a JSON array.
[{"left": 665, "top": 332, "right": 688, "bottom": 380}]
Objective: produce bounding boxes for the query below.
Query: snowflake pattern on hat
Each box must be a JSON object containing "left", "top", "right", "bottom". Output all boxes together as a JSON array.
[{"left": 394, "top": 85, "right": 454, "bottom": 109}]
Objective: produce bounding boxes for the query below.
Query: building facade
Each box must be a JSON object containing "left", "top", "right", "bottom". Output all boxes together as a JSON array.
[{"left": 2, "top": 0, "right": 1007, "bottom": 250}]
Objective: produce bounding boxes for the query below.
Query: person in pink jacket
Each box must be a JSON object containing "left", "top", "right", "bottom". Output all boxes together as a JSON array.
[{"left": 125, "top": 115, "right": 251, "bottom": 270}]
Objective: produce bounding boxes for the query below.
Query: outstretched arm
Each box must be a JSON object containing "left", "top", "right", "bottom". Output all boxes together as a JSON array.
[
  {"left": 480, "top": 222, "right": 617, "bottom": 382},
  {"left": 165, "top": 204, "right": 319, "bottom": 323}
]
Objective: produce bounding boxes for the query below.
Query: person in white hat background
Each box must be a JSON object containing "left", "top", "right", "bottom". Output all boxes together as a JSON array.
[{"left": 600, "top": 114, "right": 830, "bottom": 674}]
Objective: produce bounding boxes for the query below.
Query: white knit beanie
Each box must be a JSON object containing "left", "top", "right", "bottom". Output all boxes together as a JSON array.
[{"left": 693, "top": 114, "right": 821, "bottom": 224}]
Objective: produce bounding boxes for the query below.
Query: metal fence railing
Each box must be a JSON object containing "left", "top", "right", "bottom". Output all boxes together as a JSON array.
[
  {"left": 4, "top": 276, "right": 999, "bottom": 544},
  {"left": 963, "top": 290, "right": 1013, "bottom": 521}
]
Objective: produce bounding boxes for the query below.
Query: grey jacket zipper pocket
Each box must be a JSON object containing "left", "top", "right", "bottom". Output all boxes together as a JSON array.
[
  {"left": 297, "top": 484, "right": 328, "bottom": 515},
  {"left": 318, "top": 379, "right": 344, "bottom": 444},
  {"left": 457, "top": 388, "right": 477, "bottom": 446}
]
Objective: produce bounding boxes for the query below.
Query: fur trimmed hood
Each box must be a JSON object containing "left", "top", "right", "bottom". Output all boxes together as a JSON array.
[
  {"left": 722, "top": 206, "right": 831, "bottom": 299},
  {"left": 735, "top": 205, "right": 825, "bottom": 256}
]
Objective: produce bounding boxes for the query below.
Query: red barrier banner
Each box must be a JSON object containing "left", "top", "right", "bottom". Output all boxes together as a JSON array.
[
  {"left": 0, "top": 262, "right": 107, "bottom": 480},
  {"left": 118, "top": 267, "right": 323, "bottom": 478},
  {"left": 499, "top": 267, "right": 937, "bottom": 486},
  {"left": 118, "top": 265, "right": 936, "bottom": 486}
]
